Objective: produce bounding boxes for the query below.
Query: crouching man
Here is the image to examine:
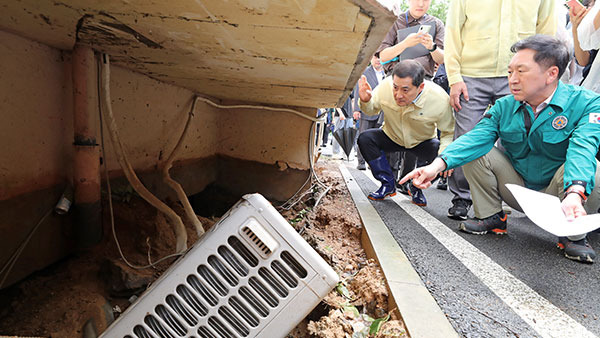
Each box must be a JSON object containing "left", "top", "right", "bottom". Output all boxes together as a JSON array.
[
  {"left": 402, "top": 35, "right": 600, "bottom": 263},
  {"left": 357, "top": 60, "right": 454, "bottom": 205}
]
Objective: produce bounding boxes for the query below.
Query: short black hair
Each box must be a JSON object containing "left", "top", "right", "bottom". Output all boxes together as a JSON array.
[
  {"left": 392, "top": 60, "right": 425, "bottom": 87},
  {"left": 510, "top": 34, "right": 569, "bottom": 79}
]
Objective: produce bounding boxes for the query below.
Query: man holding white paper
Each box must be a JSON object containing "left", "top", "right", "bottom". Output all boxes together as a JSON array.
[{"left": 401, "top": 35, "right": 600, "bottom": 263}]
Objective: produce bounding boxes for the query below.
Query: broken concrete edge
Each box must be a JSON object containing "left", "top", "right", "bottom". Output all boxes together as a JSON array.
[{"left": 338, "top": 163, "right": 458, "bottom": 338}]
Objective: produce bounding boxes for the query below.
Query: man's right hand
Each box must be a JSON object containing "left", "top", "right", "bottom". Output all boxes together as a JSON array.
[
  {"left": 450, "top": 81, "right": 469, "bottom": 111},
  {"left": 399, "top": 158, "right": 448, "bottom": 189},
  {"left": 358, "top": 75, "right": 373, "bottom": 102},
  {"left": 402, "top": 32, "right": 423, "bottom": 49}
]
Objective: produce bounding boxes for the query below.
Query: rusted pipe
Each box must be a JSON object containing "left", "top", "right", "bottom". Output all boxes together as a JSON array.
[{"left": 72, "top": 44, "right": 102, "bottom": 247}]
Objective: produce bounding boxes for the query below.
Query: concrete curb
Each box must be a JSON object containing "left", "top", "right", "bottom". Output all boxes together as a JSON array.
[{"left": 338, "top": 163, "right": 458, "bottom": 338}]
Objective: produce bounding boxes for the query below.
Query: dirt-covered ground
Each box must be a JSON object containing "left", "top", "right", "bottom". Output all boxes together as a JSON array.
[{"left": 0, "top": 160, "right": 407, "bottom": 337}]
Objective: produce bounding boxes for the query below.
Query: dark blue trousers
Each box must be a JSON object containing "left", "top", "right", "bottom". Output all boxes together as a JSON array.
[{"left": 357, "top": 129, "right": 439, "bottom": 168}]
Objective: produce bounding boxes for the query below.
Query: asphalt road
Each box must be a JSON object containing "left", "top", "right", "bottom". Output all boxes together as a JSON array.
[{"left": 346, "top": 163, "right": 600, "bottom": 338}]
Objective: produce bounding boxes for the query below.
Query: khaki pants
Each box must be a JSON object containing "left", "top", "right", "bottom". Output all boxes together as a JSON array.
[{"left": 463, "top": 147, "right": 600, "bottom": 241}]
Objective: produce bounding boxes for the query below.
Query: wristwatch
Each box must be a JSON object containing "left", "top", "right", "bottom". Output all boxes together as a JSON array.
[{"left": 428, "top": 43, "right": 437, "bottom": 52}]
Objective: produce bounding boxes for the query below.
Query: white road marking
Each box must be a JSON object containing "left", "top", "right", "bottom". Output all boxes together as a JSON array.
[{"left": 361, "top": 168, "right": 596, "bottom": 338}]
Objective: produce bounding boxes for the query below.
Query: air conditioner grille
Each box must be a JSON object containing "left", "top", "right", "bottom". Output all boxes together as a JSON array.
[
  {"left": 228, "top": 236, "right": 258, "bottom": 267},
  {"left": 239, "top": 286, "right": 269, "bottom": 318},
  {"left": 228, "top": 296, "right": 259, "bottom": 328},
  {"left": 258, "top": 267, "right": 288, "bottom": 298},
  {"left": 218, "top": 245, "right": 248, "bottom": 277},
  {"left": 100, "top": 194, "right": 339, "bottom": 338},
  {"left": 166, "top": 294, "right": 198, "bottom": 327},
  {"left": 197, "top": 326, "right": 217, "bottom": 338},
  {"left": 197, "top": 266, "right": 229, "bottom": 297},
  {"left": 281, "top": 251, "right": 308, "bottom": 279},
  {"left": 208, "top": 316, "right": 234, "bottom": 338},
  {"left": 248, "top": 276, "right": 278, "bottom": 308},
  {"left": 187, "top": 275, "right": 219, "bottom": 306},
  {"left": 271, "top": 260, "right": 298, "bottom": 288},
  {"left": 208, "top": 255, "right": 238, "bottom": 287},
  {"left": 156, "top": 304, "right": 187, "bottom": 336},
  {"left": 133, "top": 325, "right": 153, "bottom": 338},
  {"left": 176, "top": 284, "right": 208, "bottom": 317},
  {"left": 218, "top": 306, "right": 250, "bottom": 337},
  {"left": 241, "top": 226, "right": 272, "bottom": 256},
  {"left": 145, "top": 314, "right": 175, "bottom": 338}
]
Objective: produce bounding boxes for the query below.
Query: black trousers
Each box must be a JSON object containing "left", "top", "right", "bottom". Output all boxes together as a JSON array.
[{"left": 357, "top": 129, "right": 439, "bottom": 167}]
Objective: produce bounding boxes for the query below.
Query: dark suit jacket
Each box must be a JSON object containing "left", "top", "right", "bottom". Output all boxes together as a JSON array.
[{"left": 353, "top": 65, "right": 384, "bottom": 122}]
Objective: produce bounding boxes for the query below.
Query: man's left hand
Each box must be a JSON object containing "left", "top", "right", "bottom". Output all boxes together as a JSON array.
[
  {"left": 420, "top": 33, "right": 434, "bottom": 50},
  {"left": 562, "top": 193, "right": 587, "bottom": 221}
]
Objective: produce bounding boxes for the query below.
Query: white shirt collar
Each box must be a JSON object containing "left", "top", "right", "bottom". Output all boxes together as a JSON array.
[{"left": 526, "top": 86, "right": 557, "bottom": 116}]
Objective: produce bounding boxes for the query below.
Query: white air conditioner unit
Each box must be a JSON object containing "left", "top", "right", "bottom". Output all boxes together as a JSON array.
[{"left": 100, "top": 193, "right": 339, "bottom": 338}]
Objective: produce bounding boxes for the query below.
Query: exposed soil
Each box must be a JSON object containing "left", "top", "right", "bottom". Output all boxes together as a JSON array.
[{"left": 0, "top": 160, "right": 407, "bottom": 338}]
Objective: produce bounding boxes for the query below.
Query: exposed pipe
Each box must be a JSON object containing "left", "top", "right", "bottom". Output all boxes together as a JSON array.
[
  {"left": 160, "top": 96, "right": 205, "bottom": 237},
  {"left": 72, "top": 44, "right": 102, "bottom": 247},
  {"left": 99, "top": 53, "right": 188, "bottom": 253}
]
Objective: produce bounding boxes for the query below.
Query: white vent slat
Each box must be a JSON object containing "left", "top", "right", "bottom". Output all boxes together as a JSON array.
[
  {"left": 218, "top": 305, "right": 250, "bottom": 337},
  {"left": 238, "top": 286, "right": 270, "bottom": 318},
  {"left": 197, "top": 325, "right": 219, "bottom": 338},
  {"left": 134, "top": 323, "right": 158, "bottom": 338},
  {"left": 258, "top": 266, "right": 290, "bottom": 298},
  {"left": 270, "top": 260, "right": 298, "bottom": 289},
  {"left": 177, "top": 283, "right": 209, "bottom": 318},
  {"left": 198, "top": 264, "right": 230, "bottom": 297},
  {"left": 218, "top": 245, "right": 250, "bottom": 278},
  {"left": 146, "top": 312, "right": 180, "bottom": 338},
  {"left": 228, "top": 296, "right": 260, "bottom": 328},
  {"left": 187, "top": 274, "right": 219, "bottom": 307},
  {"left": 167, "top": 293, "right": 200, "bottom": 331}
]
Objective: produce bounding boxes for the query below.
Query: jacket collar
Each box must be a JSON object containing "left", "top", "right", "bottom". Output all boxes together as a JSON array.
[{"left": 511, "top": 81, "right": 566, "bottom": 115}]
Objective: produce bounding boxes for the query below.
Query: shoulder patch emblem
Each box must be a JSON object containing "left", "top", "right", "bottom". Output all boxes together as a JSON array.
[
  {"left": 590, "top": 113, "right": 600, "bottom": 124},
  {"left": 552, "top": 115, "right": 567, "bottom": 130}
]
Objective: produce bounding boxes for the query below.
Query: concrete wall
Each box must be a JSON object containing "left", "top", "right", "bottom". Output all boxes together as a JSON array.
[{"left": 0, "top": 28, "right": 312, "bottom": 286}]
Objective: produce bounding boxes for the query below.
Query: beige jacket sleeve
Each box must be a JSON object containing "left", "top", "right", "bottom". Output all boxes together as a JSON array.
[
  {"left": 536, "top": 0, "right": 557, "bottom": 36},
  {"left": 443, "top": 0, "right": 466, "bottom": 86},
  {"left": 436, "top": 103, "right": 455, "bottom": 154}
]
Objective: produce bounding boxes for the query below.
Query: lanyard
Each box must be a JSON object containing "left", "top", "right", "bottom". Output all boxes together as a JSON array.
[{"left": 521, "top": 104, "right": 532, "bottom": 135}]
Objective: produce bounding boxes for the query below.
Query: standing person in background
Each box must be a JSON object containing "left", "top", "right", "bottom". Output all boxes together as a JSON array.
[
  {"left": 577, "top": 0, "right": 600, "bottom": 161},
  {"left": 563, "top": 0, "right": 597, "bottom": 86},
  {"left": 378, "top": 0, "right": 445, "bottom": 79},
  {"left": 377, "top": 0, "right": 446, "bottom": 193},
  {"left": 443, "top": 0, "right": 556, "bottom": 220},
  {"left": 577, "top": 0, "right": 600, "bottom": 93},
  {"left": 353, "top": 55, "right": 386, "bottom": 170}
]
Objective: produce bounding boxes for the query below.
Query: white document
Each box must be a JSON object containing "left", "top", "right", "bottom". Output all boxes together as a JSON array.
[{"left": 505, "top": 184, "right": 600, "bottom": 237}]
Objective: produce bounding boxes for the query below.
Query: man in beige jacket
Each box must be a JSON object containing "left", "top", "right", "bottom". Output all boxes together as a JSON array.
[{"left": 357, "top": 60, "right": 454, "bottom": 206}]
